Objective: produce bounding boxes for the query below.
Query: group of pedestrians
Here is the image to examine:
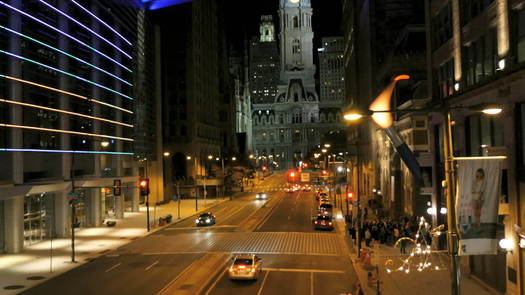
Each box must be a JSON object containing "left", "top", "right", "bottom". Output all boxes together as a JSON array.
[{"left": 348, "top": 216, "right": 432, "bottom": 253}]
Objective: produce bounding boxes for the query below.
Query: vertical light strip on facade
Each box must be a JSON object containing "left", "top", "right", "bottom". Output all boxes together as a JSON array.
[
  {"left": 0, "top": 25, "right": 133, "bottom": 86},
  {"left": 0, "top": 99, "right": 133, "bottom": 128},
  {"left": 0, "top": 124, "right": 134, "bottom": 141},
  {"left": 0, "top": 148, "right": 134, "bottom": 155},
  {"left": 0, "top": 1, "right": 133, "bottom": 73},
  {"left": 0, "top": 50, "right": 134, "bottom": 100},
  {"left": 70, "top": 0, "right": 133, "bottom": 46},
  {"left": 0, "top": 75, "right": 134, "bottom": 114},
  {"left": 38, "top": 0, "right": 132, "bottom": 59}
]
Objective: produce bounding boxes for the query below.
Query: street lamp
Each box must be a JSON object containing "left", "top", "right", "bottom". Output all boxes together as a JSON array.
[
  {"left": 163, "top": 152, "right": 170, "bottom": 157},
  {"left": 344, "top": 94, "right": 502, "bottom": 295}
]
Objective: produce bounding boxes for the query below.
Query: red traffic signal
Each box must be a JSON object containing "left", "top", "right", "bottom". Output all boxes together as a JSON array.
[
  {"left": 347, "top": 192, "right": 354, "bottom": 200},
  {"left": 321, "top": 170, "right": 328, "bottom": 176},
  {"left": 262, "top": 166, "right": 267, "bottom": 171},
  {"left": 290, "top": 172, "right": 295, "bottom": 178},
  {"left": 139, "top": 178, "right": 149, "bottom": 196}
]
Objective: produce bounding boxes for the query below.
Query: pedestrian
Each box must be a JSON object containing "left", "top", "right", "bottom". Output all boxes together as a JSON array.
[
  {"left": 400, "top": 229, "right": 408, "bottom": 254},
  {"left": 365, "top": 228, "right": 372, "bottom": 247}
]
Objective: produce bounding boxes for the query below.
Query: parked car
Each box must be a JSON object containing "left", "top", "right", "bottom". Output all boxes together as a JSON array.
[
  {"left": 228, "top": 254, "right": 262, "bottom": 280},
  {"left": 195, "top": 212, "right": 216, "bottom": 226}
]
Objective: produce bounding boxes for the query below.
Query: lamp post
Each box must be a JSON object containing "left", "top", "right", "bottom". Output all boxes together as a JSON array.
[{"left": 344, "top": 101, "right": 502, "bottom": 295}]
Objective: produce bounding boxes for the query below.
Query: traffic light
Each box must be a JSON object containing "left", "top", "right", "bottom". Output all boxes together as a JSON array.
[
  {"left": 290, "top": 172, "right": 295, "bottom": 178},
  {"left": 139, "top": 178, "right": 149, "bottom": 196},
  {"left": 113, "top": 179, "right": 121, "bottom": 196},
  {"left": 262, "top": 166, "right": 268, "bottom": 172},
  {"left": 347, "top": 191, "right": 354, "bottom": 200},
  {"left": 321, "top": 170, "right": 328, "bottom": 176}
]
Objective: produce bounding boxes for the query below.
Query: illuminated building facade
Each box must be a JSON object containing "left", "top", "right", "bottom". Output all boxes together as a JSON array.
[{"left": 0, "top": 0, "right": 154, "bottom": 253}]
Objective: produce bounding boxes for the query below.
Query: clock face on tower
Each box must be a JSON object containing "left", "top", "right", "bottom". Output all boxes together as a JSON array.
[{"left": 289, "top": 0, "right": 300, "bottom": 3}]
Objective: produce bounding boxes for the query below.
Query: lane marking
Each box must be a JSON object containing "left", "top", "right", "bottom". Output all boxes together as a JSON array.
[
  {"left": 255, "top": 194, "right": 285, "bottom": 231},
  {"left": 105, "top": 262, "right": 122, "bottom": 273},
  {"left": 203, "top": 267, "right": 228, "bottom": 295},
  {"left": 261, "top": 268, "right": 345, "bottom": 274},
  {"left": 256, "top": 270, "right": 270, "bottom": 295},
  {"left": 142, "top": 251, "right": 205, "bottom": 255},
  {"left": 155, "top": 255, "right": 200, "bottom": 295},
  {"left": 310, "top": 271, "right": 314, "bottom": 295},
  {"left": 145, "top": 260, "right": 159, "bottom": 271}
]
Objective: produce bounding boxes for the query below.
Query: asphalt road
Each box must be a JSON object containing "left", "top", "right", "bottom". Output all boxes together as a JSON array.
[{"left": 22, "top": 173, "right": 357, "bottom": 295}]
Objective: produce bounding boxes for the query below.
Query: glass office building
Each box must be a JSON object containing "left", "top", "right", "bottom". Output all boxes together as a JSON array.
[{"left": 0, "top": 0, "right": 153, "bottom": 253}]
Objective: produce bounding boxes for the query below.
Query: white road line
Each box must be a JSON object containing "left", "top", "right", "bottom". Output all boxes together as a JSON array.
[
  {"left": 310, "top": 271, "right": 314, "bottom": 295},
  {"left": 145, "top": 261, "right": 159, "bottom": 271},
  {"left": 105, "top": 262, "right": 122, "bottom": 273},
  {"left": 257, "top": 270, "right": 271, "bottom": 295},
  {"left": 261, "top": 268, "right": 345, "bottom": 274},
  {"left": 203, "top": 267, "right": 228, "bottom": 295}
]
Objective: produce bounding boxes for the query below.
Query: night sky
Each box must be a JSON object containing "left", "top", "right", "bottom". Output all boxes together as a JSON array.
[{"left": 223, "top": 0, "right": 342, "bottom": 51}]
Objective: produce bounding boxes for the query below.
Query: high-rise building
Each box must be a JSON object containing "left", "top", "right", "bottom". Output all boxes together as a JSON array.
[
  {"left": 0, "top": 0, "right": 155, "bottom": 254},
  {"left": 250, "top": 16, "right": 279, "bottom": 104},
  {"left": 158, "top": 0, "right": 235, "bottom": 184},
  {"left": 251, "top": 0, "right": 345, "bottom": 169},
  {"left": 319, "top": 37, "right": 345, "bottom": 103},
  {"left": 230, "top": 43, "right": 252, "bottom": 155}
]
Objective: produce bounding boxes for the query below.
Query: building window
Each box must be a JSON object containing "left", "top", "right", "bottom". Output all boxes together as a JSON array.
[
  {"left": 461, "top": 0, "right": 495, "bottom": 25},
  {"left": 292, "top": 39, "right": 301, "bottom": 54},
  {"left": 518, "top": 8, "right": 525, "bottom": 63},
  {"left": 466, "top": 115, "right": 504, "bottom": 156},
  {"left": 436, "top": 58, "right": 454, "bottom": 99},
  {"left": 293, "top": 16, "right": 299, "bottom": 28},
  {"left": 464, "top": 28, "right": 497, "bottom": 86},
  {"left": 292, "top": 112, "right": 302, "bottom": 124},
  {"left": 432, "top": 3, "right": 453, "bottom": 50}
]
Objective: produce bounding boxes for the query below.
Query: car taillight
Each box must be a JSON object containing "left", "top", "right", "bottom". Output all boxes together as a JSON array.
[
  {"left": 238, "top": 265, "right": 246, "bottom": 269},
  {"left": 329, "top": 222, "right": 332, "bottom": 225}
]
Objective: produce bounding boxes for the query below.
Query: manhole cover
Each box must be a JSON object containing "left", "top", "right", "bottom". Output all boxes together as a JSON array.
[
  {"left": 179, "top": 284, "right": 193, "bottom": 290},
  {"left": 4, "top": 285, "right": 25, "bottom": 290},
  {"left": 26, "top": 276, "right": 45, "bottom": 281}
]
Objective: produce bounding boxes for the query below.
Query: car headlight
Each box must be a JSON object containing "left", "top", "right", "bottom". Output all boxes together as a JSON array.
[
  {"left": 205, "top": 218, "right": 211, "bottom": 223},
  {"left": 262, "top": 194, "right": 267, "bottom": 198},
  {"left": 195, "top": 219, "right": 200, "bottom": 223}
]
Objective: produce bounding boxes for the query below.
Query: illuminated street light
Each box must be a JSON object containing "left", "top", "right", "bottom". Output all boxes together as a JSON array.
[
  {"left": 163, "top": 152, "right": 170, "bottom": 157},
  {"left": 249, "top": 154, "right": 254, "bottom": 159},
  {"left": 321, "top": 149, "right": 327, "bottom": 153},
  {"left": 324, "top": 143, "right": 331, "bottom": 148},
  {"left": 186, "top": 156, "right": 192, "bottom": 160},
  {"left": 100, "top": 141, "right": 110, "bottom": 148},
  {"left": 232, "top": 157, "right": 236, "bottom": 161},
  {"left": 208, "top": 155, "right": 213, "bottom": 160},
  {"left": 481, "top": 106, "right": 502, "bottom": 115}
]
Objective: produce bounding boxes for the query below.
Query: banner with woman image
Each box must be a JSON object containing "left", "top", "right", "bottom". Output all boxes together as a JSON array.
[{"left": 456, "top": 158, "right": 502, "bottom": 255}]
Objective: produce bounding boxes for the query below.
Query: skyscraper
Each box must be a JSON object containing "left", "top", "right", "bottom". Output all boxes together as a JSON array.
[
  {"left": 250, "top": 15, "right": 279, "bottom": 104},
  {"left": 319, "top": 37, "right": 345, "bottom": 103}
]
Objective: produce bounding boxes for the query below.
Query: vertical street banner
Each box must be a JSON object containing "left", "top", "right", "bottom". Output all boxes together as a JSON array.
[{"left": 456, "top": 159, "right": 502, "bottom": 255}]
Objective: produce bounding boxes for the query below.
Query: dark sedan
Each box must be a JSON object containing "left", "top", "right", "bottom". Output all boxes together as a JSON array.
[{"left": 195, "top": 212, "right": 216, "bottom": 226}]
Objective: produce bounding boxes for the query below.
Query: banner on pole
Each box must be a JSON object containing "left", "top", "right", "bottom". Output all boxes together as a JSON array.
[{"left": 456, "top": 158, "right": 502, "bottom": 255}]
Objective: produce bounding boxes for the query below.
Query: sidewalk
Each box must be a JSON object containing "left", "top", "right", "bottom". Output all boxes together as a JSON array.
[
  {"left": 0, "top": 197, "right": 227, "bottom": 295},
  {"left": 336, "top": 220, "right": 499, "bottom": 295}
]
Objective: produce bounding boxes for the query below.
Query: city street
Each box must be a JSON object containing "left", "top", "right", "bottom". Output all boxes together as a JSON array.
[{"left": 21, "top": 173, "right": 357, "bottom": 295}]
